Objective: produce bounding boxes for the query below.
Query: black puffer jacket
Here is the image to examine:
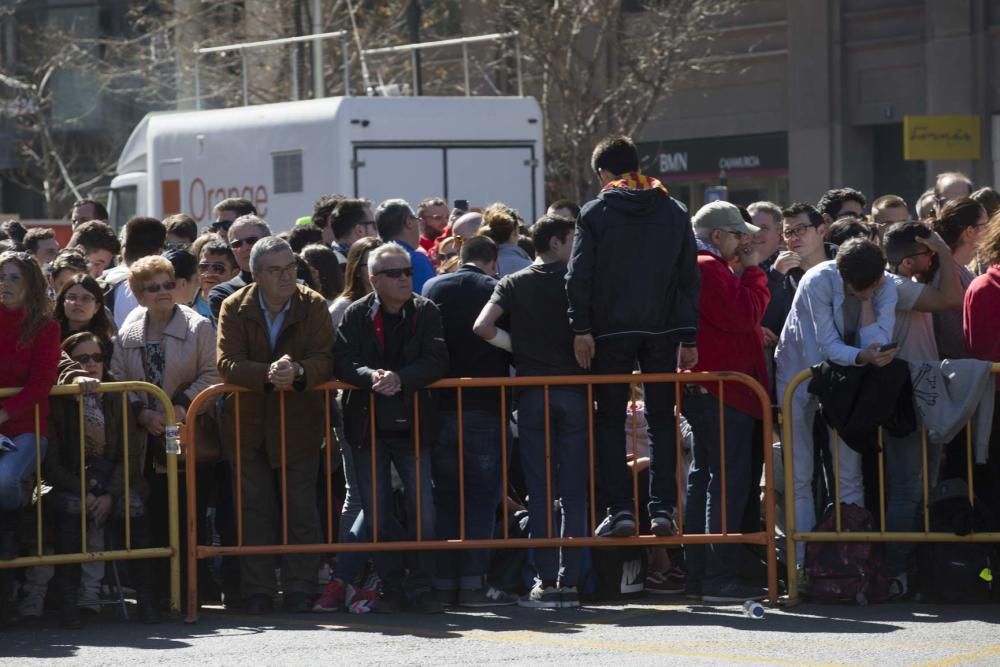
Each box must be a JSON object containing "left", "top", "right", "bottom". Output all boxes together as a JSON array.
[{"left": 566, "top": 185, "right": 700, "bottom": 342}]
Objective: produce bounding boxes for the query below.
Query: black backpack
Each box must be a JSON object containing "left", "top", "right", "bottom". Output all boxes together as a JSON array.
[
  {"left": 805, "top": 502, "right": 887, "bottom": 604},
  {"left": 918, "top": 478, "right": 997, "bottom": 603}
]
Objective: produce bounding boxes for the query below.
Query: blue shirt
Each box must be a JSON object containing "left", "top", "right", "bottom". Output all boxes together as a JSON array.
[
  {"left": 391, "top": 240, "right": 435, "bottom": 294},
  {"left": 258, "top": 290, "right": 292, "bottom": 351}
]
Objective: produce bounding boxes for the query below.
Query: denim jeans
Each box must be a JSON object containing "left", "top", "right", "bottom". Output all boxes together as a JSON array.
[
  {"left": 518, "top": 388, "right": 588, "bottom": 585},
  {"left": 332, "top": 440, "right": 368, "bottom": 585},
  {"left": 0, "top": 433, "right": 47, "bottom": 510},
  {"left": 351, "top": 433, "right": 435, "bottom": 596},
  {"left": 682, "top": 393, "right": 754, "bottom": 589},
  {"left": 592, "top": 335, "right": 678, "bottom": 519},
  {"left": 432, "top": 410, "right": 504, "bottom": 591},
  {"left": 884, "top": 429, "right": 942, "bottom": 575}
]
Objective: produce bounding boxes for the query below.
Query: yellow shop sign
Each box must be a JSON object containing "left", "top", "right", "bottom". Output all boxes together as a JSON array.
[{"left": 903, "top": 115, "right": 981, "bottom": 160}]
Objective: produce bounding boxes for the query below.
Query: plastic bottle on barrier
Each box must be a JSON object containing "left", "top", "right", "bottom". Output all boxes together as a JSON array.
[
  {"left": 165, "top": 423, "right": 181, "bottom": 456},
  {"left": 742, "top": 600, "right": 765, "bottom": 619}
]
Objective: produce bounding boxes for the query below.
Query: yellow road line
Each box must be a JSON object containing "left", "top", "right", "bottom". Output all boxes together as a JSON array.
[{"left": 911, "top": 645, "right": 1000, "bottom": 667}]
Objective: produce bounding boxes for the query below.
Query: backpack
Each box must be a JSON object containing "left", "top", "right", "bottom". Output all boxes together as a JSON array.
[
  {"left": 585, "top": 547, "right": 647, "bottom": 601},
  {"left": 805, "top": 502, "right": 887, "bottom": 604},
  {"left": 918, "top": 478, "right": 996, "bottom": 603}
]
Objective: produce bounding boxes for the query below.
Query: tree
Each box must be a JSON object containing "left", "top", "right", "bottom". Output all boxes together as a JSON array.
[{"left": 480, "top": 0, "right": 739, "bottom": 203}]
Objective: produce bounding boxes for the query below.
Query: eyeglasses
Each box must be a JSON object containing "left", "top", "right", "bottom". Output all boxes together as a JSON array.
[
  {"left": 71, "top": 353, "right": 105, "bottom": 364},
  {"left": 142, "top": 280, "right": 177, "bottom": 294},
  {"left": 725, "top": 230, "right": 751, "bottom": 240},
  {"left": 782, "top": 225, "right": 817, "bottom": 240},
  {"left": 198, "top": 261, "right": 229, "bottom": 274},
  {"left": 64, "top": 293, "right": 97, "bottom": 304},
  {"left": 211, "top": 220, "right": 235, "bottom": 233},
  {"left": 230, "top": 236, "right": 260, "bottom": 250},
  {"left": 264, "top": 262, "right": 298, "bottom": 278},
  {"left": 165, "top": 240, "right": 191, "bottom": 251},
  {"left": 375, "top": 267, "right": 414, "bottom": 278}
]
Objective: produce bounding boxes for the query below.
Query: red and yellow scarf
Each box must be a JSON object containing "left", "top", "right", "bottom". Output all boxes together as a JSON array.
[{"left": 601, "top": 172, "right": 669, "bottom": 194}]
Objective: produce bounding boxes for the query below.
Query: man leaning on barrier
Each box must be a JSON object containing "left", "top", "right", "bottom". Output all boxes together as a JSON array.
[
  {"left": 216, "top": 236, "right": 335, "bottom": 615},
  {"left": 334, "top": 242, "right": 449, "bottom": 614}
]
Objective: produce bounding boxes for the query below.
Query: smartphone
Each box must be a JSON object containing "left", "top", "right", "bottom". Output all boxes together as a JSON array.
[
  {"left": 454, "top": 199, "right": 469, "bottom": 212},
  {"left": 878, "top": 342, "right": 899, "bottom": 353}
]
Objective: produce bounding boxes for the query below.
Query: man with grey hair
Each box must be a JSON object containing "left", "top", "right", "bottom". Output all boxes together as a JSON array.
[
  {"left": 374, "top": 198, "right": 435, "bottom": 293},
  {"left": 217, "top": 235, "right": 335, "bottom": 615},
  {"left": 334, "top": 242, "right": 448, "bottom": 613},
  {"left": 209, "top": 214, "right": 272, "bottom": 321}
]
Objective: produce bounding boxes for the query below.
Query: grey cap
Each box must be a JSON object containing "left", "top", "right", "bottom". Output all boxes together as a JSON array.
[{"left": 692, "top": 201, "right": 760, "bottom": 234}]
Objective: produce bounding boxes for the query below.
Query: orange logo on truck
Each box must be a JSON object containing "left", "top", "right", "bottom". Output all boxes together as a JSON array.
[{"left": 188, "top": 177, "right": 269, "bottom": 222}]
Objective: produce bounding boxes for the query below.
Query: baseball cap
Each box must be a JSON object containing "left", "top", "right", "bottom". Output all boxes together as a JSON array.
[{"left": 692, "top": 201, "right": 760, "bottom": 234}]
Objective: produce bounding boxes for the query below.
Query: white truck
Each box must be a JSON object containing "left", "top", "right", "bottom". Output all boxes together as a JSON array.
[{"left": 108, "top": 95, "right": 545, "bottom": 230}]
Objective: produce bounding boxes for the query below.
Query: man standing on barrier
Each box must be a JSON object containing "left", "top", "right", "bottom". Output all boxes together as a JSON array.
[
  {"left": 684, "top": 202, "right": 771, "bottom": 602},
  {"left": 334, "top": 243, "right": 448, "bottom": 613},
  {"left": 566, "top": 135, "right": 700, "bottom": 538},
  {"left": 217, "top": 237, "right": 335, "bottom": 615}
]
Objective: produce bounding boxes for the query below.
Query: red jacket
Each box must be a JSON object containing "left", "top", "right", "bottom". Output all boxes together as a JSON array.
[
  {"left": 964, "top": 266, "right": 1000, "bottom": 389},
  {"left": 0, "top": 308, "right": 60, "bottom": 438},
  {"left": 691, "top": 251, "right": 771, "bottom": 419}
]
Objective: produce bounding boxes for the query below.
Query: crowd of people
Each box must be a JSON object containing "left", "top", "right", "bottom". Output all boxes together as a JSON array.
[{"left": 1, "top": 135, "right": 1000, "bottom": 627}]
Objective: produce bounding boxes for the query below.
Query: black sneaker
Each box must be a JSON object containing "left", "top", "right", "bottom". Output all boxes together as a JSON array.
[
  {"left": 558, "top": 586, "right": 580, "bottom": 609},
  {"left": 458, "top": 586, "right": 517, "bottom": 608},
  {"left": 650, "top": 511, "right": 678, "bottom": 537},
  {"left": 646, "top": 566, "right": 686, "bottom": 594},
  {"left": 595, "top": 510, "right": 636, "bottom": 537},
  {"left": 517, "top": 582, "right": 561, "bottom": 609},
  {"left": 701, "top": 582, "right": 767, "bottom": 603}
]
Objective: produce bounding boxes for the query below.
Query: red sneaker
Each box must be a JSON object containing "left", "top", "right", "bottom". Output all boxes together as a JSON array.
[{"left": 312, "top": 579, "right": 346, "bottom": 612}]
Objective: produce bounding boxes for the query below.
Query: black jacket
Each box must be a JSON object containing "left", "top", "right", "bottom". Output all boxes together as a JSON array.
[
  {"left": 334, "top": 292, "right": 448, "bottom": 448},
  {"left": 209, "top": 271, "right": 251, "bottom": 321},
  {"left": 808, "top": 359, "right": 916, "bottom": 454},
  {"left": 421, "top": 264, "right": 511, "bottom": 413},
  {"left": 566, "top": 185, "right": 699, "bottom": 342},
  {"left": 761, "top": 243, "right": 838, "bottom": 335}
]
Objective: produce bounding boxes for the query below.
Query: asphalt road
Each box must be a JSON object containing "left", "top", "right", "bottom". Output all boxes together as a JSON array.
[{"left": 4, "top": 599, "right": 1000, "bottom": 666}]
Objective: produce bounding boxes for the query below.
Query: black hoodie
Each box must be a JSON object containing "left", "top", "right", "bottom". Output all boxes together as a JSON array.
[{"left": 566, "top": 185, "right": 700, "bottom": 342}]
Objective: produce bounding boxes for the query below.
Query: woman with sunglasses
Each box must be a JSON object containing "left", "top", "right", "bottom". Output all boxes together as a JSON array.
[
  {"left": 111, "top": 255, "right": 219, "bottom": 608},
  {"left": 0, "top": 251, "right": 60, "bottom": 626},
  {"left": 45, "top": 332, "right": 157, "bottom": 627}
]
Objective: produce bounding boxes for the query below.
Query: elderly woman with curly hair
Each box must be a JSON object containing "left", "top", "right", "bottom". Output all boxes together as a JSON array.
[{"left": 0, "top": 251, "right": 61, "bottom": 625}]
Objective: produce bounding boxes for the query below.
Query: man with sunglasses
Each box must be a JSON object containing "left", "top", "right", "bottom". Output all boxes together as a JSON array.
[
  {"left": 211, "top": 198, "right": 257, "bottom": 241},
  {"left": 196, "top": 240, "right": 239, "bottom": 323},
  {"left": 881, "top": 222, "right": 963, "bottom": 599},
  {"left": 334, "top": 243, "right": 448, "bottom": 613},
  {"left": 208, "top": 215, "right": 272, "bottom": 321}
]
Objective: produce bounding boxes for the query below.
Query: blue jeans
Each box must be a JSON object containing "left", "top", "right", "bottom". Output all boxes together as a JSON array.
[
  {"left": 682, "top": 393, "right": 754, "bottom": 589},
  {"left": 351, "top": 433, "right": 435, "bottom": 596},
  {"left": 593, "top": 336, "right": 678, "bottom": 519},
  {"left": 0, "top": 433, "right": 47, "bottom": 510},
  {"left": 432, "top": 410, "right": 504, "bottom": 591},
  {"left": 518, "top": 388, "right": 588, "bottom": 585},
  {"left": 332, "top": 441, "right": 368, "bottom": 585},
  {"left": 884, "top": 430, "right": 943, "bottom": 575}
]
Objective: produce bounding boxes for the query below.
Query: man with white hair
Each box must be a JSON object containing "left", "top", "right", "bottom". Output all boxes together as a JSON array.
[
  {"left": 209, "top": 214, "right": 272, "bottom": 320},
  {"left": 334, "top": 242, "right": 448, "bottom": 613},
  {"left": 216, "top": 236, "right": 335, "bottom": 615}
]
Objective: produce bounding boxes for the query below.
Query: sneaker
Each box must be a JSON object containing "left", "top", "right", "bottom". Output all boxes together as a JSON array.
[
  {"left": 517, "top": 581, "right": 561, "bottom": 609},
  {"left": 17, "top": 592, "right": 44, "bottom": 618},
  {"left": 558, "top": 586, "right": 580, "bottom": 609},
  {"left": 345, "top": 585, "right": 380, "bottom": 614},
  {"left": 646, "top": 567, "right": 686, "bottom": 595},
  {"left": 313, "top": 579, "right": 347, "bottom": 612},
  {"left": 887, "top": 573, "right": 908, "bottom": 601},
  {"left": 650, "top": 512, "right": 678, "bottom": 537},
  {"left": 458, "top": 586, "right": 516, "bottom": 608},
  {"left": 701, "top": 581, "right": 767, "bottom": 603},
  {"left": 595, "top": 511, "right": 636, "bottom": 538},
  {"left": 78, "top": 589, "right": 103, "bottom": 615}
]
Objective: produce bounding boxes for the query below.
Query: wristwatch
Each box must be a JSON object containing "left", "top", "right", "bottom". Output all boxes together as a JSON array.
[{"left": 296, "top": 363, "right": 305, "bottom": 378}]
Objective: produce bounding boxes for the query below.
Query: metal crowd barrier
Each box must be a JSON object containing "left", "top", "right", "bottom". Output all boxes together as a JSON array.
[
  {"left": 782, "top": 364, "right": 1000, "bottom": 602},
  {"left": 0, "top": 382, "right": 181, "bottom": 612},
  {"left": 183, "top": 371, "right": 777, "bottom": 623}
]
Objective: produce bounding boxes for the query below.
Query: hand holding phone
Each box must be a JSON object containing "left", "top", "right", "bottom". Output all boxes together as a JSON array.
[
  {"left": 878, "top": 342, "right": 899, "bottom": 353},
  {"left": 454, "top": 199, "right": 469, "bottom": 212}
]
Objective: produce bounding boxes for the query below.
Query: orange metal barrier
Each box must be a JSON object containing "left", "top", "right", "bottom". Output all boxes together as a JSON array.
[
  {"left": 183, "top": 371, "right": 776, "bottom": 622},
  {"left": 782, "top": 364, "right": 1000, "bottom": 603},
  {"left": 0, "top": 382, "right": 180, "bottom": 612}
]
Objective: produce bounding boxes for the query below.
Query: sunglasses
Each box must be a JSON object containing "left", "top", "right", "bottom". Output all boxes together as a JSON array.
[
  {"left": 211, "top": 220, "right": 235, "bottom": 232},
  {"left": 230, "top": 236, "right": 260, "bottom": 250},
  {"left": 64, "top": 293, "right": 97, "bottom": 304},
  {"left": 165, "top": 240, "right": 190, "bottom": 251},
  {"left": 142, "top": 280, "right": 177, "bottom": 294},
  {"left": 198, "top": 261, "right": 229, "bottom": 274},
  {"left": 71, "top": 353, "right": 105, "bottom": 364},
  {"left": 376, "top": 267, "right": 414, "bottom": 278}
]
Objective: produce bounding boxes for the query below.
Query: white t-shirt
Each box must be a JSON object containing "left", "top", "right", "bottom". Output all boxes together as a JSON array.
[
  {"left": 113, "top": 281, "right": 140, "bottom": 330},
  {"left": 891, "top": 275, "right": 939, "bottom": 363}
]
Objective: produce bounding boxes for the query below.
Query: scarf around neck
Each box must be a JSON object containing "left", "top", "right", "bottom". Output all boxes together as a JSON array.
[{"left": 601, "top": 172, "right": 669, "bottom": 194}]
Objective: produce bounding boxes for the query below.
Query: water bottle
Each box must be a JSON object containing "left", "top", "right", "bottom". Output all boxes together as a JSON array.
[
  {"left": 165, "top": 423, "right": 181, "bottom": 456},
  {"left": 742, "top": 600, "right": 765, "bottom": 619}
]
